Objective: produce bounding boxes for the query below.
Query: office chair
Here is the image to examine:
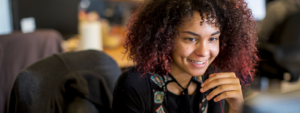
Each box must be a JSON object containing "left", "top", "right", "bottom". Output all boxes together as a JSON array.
[{"left": 259, "top": 13, "right": 300, "bottom": 82}]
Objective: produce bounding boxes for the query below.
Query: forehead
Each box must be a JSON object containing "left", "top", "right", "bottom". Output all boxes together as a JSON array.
[{"left": 180, "top": 11, "right": 220, "bottom": 34}]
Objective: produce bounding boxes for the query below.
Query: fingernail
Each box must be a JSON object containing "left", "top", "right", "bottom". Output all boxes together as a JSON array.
[
  {"left": 214, "top": 99, "right": 217, "bottom": 102},
  {"left": 201, "top": 84, "right": 204, "bottom": 87},
  {"left": 200, "top": 88, "right": 204, "bottom": 92},
  {"left": 206, "top": 96, "right": 210, "bottom": 100}
]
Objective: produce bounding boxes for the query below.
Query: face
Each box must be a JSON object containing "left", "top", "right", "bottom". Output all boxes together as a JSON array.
[{"left": 171, "top": 11, "right": 220, "bottom": 77}]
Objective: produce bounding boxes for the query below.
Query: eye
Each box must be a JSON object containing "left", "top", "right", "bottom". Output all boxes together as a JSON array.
[
  {"left": 209, "top": 37, "right": 218, "bottom": 41},
  {"left": 184, "top": 38, "right": 196, "bottom": 42}
]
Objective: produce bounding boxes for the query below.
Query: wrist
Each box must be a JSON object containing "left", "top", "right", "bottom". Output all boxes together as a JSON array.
[
  {"left": 228, "top": 107, "right": 242, "bottom": 113},
  {"left": 228, "top": 101, "right": 243, "bottom": 113}
]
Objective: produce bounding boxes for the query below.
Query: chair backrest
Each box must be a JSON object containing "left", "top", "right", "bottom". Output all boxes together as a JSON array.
[
  {"left": 9, "top": 50, "right": 121, "bottom": 113},
  {"left": 0, "top": 29, "right": 63, "bottom": 113}
]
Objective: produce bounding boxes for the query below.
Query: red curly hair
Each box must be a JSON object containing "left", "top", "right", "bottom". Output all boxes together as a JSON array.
[{"left": 124, "top": 0, "right": 259, "bottom": 86}]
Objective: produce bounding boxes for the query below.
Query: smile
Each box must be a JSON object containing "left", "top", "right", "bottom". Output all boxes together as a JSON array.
[{"left": 187, "top": 59, "right": 206, "bottom": 65}]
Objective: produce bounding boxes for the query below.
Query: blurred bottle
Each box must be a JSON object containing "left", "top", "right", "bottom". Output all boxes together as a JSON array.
[{"left": 78, "top": 11, "right": 103, "bottom": 51}]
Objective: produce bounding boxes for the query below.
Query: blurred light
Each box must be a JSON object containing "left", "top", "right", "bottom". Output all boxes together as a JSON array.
[
  {"left": 245, "top": 0, "right": 266, "bottom": 21},
  {"left": 80, "top": 0, "right": 91, "bottom": 9},
  {"left": 20, "top": 17, "right": 36, "bottom": 34},
  {"left": 0, "top": 0, "right": 12, "bottom": 35},
  {"left": 260, "top": 77, "right": 269, "bottom": 91},
  {"left": 244, "top": 91, "right": 300, "bottom": 113}
]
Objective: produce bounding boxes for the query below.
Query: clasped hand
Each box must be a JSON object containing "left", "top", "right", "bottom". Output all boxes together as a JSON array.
[{"left": 200, "top": 72, "right": 243, "bottom": 112}]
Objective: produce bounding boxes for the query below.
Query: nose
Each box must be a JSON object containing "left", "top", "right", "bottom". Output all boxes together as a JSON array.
[{"left": 194, "top": 42, "right": 209, "bottom": 57}]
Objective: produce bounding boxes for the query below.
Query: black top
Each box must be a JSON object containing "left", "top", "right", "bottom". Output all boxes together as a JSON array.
[
  {"left": 167, "top": 90, "right": 198, "bottom": 113},
  {"left": 113, "top": 67, "right": 224, "bottom": 113}
]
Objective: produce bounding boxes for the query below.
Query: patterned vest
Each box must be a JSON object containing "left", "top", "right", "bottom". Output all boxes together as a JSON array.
[{"left": 149, "top": 74, "right": 209, "bottom": 113}]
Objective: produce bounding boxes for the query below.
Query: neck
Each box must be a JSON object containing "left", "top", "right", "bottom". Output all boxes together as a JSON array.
[{"left": 170, "top": 69, "right": 192, "bottom": 88}]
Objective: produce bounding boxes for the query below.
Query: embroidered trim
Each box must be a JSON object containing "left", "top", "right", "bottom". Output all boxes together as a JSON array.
[
  {"left": 193, "top": 76, "right": 203, "bottom": 83},
  {"left": 202, "top": 98, "right": 206, "bottom": 102},
  {"left": 151, "top": 74, "right": 165, "bottom": 88},
  {"left": 154, "top": 91, "right": 164, "bottom": 103},
  {"left": 199, "top": 103, "right": 202, "bottom": 109},
  {"left": 202, "top": 105, "right": 208, "bottom": 112},
  {"left": 156, "top": 105, "right": 165, "bottom": 113},
  {"left": 163, "top": 75, "right": 172, "bottom": 82}
]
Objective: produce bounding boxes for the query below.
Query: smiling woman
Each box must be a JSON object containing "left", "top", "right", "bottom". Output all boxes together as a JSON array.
[
  {"left": 171, "top": 11, "right": 220, "bottom": 78},
  {"left": 113, "top": 0, "right": 258, "bottom": 113}
]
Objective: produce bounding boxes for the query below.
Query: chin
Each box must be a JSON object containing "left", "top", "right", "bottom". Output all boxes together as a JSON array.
[{"left": 188, "top": 70, "right": 206, "bottom": 77}]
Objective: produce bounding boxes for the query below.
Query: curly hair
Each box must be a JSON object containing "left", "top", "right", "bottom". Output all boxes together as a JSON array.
[{"left": 124, "top": 0, "right": 259, "bottom": 86}]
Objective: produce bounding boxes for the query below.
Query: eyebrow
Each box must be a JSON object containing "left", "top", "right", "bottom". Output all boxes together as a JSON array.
[
  {"left": 182, "top": 31, "right": 200, "bottom": 37},
  {"left": 182, "top": 31, "right": 220, "bottom": 37},
  {"left": 211, "top": 31, "right": 220, "bottom": 36}
]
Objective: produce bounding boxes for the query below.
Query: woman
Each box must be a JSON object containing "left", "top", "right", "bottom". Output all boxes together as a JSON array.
[{"left": 113, "top": 0, "right": 258, "bottom": 113}]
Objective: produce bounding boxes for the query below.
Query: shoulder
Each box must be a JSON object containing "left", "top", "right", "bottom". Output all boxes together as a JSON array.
[
  {"left": 116, "top": 67, "right": 150, "bottom": 88},
  {"left": 113, "top": 67, "right": 152, "bottom": 112},
  {"left": 114, "top": 67, "right": 151, "bottom": 96}
]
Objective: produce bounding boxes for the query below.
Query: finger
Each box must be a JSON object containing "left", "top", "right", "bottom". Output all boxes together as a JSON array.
[
  {"left": 200, "top": 78, "right": 240, "bottom": 92},
  {"left": 206, "top": 84, "right": 241, "bottom": 100},
  {"left": 202, "top": 72, "right": 236, "bottom": 86},
  {"left": 213, "top": 91, "right": 241, "bottom": 102}
]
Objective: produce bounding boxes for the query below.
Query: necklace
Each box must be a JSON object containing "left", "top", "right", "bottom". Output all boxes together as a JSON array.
[{"left": 168, "top": 73, "right": 193, "bottom": 113}]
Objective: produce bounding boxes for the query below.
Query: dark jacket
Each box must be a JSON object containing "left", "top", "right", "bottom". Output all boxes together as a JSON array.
[
  {"left": 0, "top": 29, "right": 63, "bottom": 113},
  {"left": 9, "top": 50, "right": 121, "bottom": 113}
]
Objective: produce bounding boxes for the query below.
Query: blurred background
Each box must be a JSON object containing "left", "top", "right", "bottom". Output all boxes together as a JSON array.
[{"left": 0, "top": 0, "right": 300, "bottom": 113}]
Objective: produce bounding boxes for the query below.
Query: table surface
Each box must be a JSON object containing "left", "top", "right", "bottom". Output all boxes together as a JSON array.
[
  {"left": 63, "top": 36, "right": 135, "bottom": 68},
  {"left": 103, "top": 45, "right": 135, "bottom": 68}
]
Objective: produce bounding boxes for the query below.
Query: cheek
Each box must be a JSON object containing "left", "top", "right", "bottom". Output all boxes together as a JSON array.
[
  {"left": 180, "top": 45, "right": 193, "bottom": 57},
  {"left": 174, "top": 44, "right": 193, "bottom": 57},
  {"left": 210, "top": 44, "right": 220, "bottom": 58},
  {"left": 183, "top": 47, "right": 190, "bottom": 54}
]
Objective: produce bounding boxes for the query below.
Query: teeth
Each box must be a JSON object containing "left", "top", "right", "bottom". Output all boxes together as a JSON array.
[{"left": 188, "top": 59, "right": 205, "bottom": 64}]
